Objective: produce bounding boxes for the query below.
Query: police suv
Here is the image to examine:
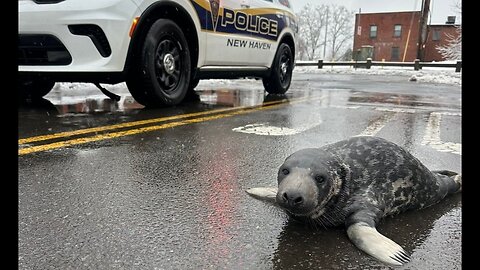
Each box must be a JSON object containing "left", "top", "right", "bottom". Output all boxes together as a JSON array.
[{"left": 19, "top": 0, "right": 298, "bottom": 106}]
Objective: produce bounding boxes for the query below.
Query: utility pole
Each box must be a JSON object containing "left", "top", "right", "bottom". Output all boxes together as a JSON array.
[
  {"left": 357, "top": 8, "right": 361, "bottom": 36},
  {"left": 417, "top": 0, "right": 431, "bottom": 61},
  {"left": 323, "top": 6, "right": 329, "bottom": 60}
]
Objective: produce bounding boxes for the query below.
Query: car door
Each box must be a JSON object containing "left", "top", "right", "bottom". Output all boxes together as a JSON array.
[
  {"left": 203, "top": 0, "right": 253, "bottom": 66},
  {"left": 246, "top": 0, "right": 284, "bottom": 67}
]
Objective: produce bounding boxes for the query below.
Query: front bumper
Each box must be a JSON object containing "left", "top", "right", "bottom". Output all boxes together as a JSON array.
[{"left": 18, "top": 0, "right": 141, "bottom": 73}]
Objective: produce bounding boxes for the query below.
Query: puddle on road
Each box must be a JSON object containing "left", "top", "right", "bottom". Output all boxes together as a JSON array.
[
  {"left": 271, "top": 193, "right": 461, "bottom": 270},
  {"left": 19, "top": 96, "right": 144, "bottom": 116},
  {"left": 19, "top": 79, "right": 461, "bottom": 118},
  {"left": 199, "top": 89, "right": 266, "bottom": 107},
  {"left": 18, "top": 87, "right": 310, "bottom": 137},
  {"left": 19, "top": 88, "right": 301, "bottom": 116},
  {"left": 348, "top": 91, "right": 461, "bottom": 110}
]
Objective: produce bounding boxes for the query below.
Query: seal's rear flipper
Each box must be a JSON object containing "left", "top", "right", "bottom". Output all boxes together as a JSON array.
[
  {"left": 347, "top": 222, "right": 410, "bottom": 266},
  {"left": 245, "top": 187, "right": 278, "bottom": 204},
  {"left": 432, "top": 170, "right": 462, "bottom": 193},
  {"left": 453, "top": 174, "right": 462, "bottom": 192},
  {"left": 432, "top": 170, "right": 457, "bottom": 177}
]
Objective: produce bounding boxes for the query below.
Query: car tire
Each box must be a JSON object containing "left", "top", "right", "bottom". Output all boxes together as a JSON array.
[
  {"left": 262, "top": 43, "right": 293, "bottom": 95},
  {"left": 189, "top": 78, "right": 200, "bottom": 90},
  {"left": 184, "top": 78, "right": 200, "bottom": 102},
  {"left": 126, "top": 19, "right": 191, "bottom": 107},
  {"left": 19, "top": 79, "right": 55, "bottom": 100}
]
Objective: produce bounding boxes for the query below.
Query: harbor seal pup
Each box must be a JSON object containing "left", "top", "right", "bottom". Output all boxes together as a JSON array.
[{"left": 246, "top": 136, "right": 461, "bottom": 266}]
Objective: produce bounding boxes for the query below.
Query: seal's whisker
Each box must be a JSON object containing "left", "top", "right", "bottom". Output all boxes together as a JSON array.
[
  {"left": 320, "top": 213, "right": 337, "bottom": 227},
  {"left": 313, "top": 217, "right": 328, "bottom": 230}
]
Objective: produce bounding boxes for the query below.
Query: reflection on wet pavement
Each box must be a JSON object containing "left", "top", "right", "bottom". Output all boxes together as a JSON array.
[
  {"left": 272, "top": 193, "right": 461, "bottom": 270},
  {"left": 21, "top": 88, "right": 293, "bottom": 116},
  {"left": 19, "top": 88, "right": 460, "bottom": 119},
  {"left": 199, "top": 89, "right": 266, "bottom": 107},
  {"left": 348, "top": 91, "right": 461, "bottom": 110},
  {"left": 19, "top": 96, "right": 144, "bottom": 115},
  {"left": 18, "top": 98, "right": 59, "bottom": 115}
]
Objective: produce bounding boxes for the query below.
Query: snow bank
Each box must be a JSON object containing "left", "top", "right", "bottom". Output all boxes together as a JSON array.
[{"left": 293, "top": 65, "right": 462, "bottom": 85}]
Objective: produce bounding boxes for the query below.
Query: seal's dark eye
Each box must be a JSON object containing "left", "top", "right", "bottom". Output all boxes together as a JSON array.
[
  {"left": 282, "top": 169, "right": 289, "bottom": 175},
  {"left": 315, "top": 175, "right": 325, "bottom": 183}
]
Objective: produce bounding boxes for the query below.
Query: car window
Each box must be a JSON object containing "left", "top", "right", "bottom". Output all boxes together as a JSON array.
[{"left": 278, "top": 0, "right": 290, "bottom": 8}]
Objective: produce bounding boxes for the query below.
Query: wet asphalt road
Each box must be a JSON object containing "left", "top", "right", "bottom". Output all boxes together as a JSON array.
[{"left": 18, "top": 72, "right": 461, "bottom": 269}]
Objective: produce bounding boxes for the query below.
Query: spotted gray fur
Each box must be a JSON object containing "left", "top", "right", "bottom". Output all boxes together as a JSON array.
[{"left": 246, "top": 136, "right": 461, "bottom": 266}]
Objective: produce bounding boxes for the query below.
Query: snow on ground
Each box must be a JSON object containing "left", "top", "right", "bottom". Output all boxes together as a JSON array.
[
  {"left": 50, "top": 64, "right": 461, "bottom": 100},
  {"left": 197, "top": 64, "right": 461, "bottom": 87},
  {"left": 293, "top": 65, "right": 462, "bottom": 85},
  {"left": 53, "top": 82, "right": 129, "bottom": 94}
]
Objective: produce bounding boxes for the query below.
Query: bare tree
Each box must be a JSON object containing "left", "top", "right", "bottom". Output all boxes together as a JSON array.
[
  {"left": 435, "top": 0, "right": 461, "bottom": 60},
  {"left": 296, "top": 3, "right": 354, "bottom": 61},
  {"left": 295, "top": 37, "right": 308, "bottom": 61},
  {"left": 297, "top": 4, "right": 328, "bottom": 60},
  {"left": 436, "top": 26, "right": 461, "bottom": 60},
  {"left": 453, "top": 0, "right": 462, "bottom": 20},
  {"left": 327, "top": 4, "right": 354, "bottom": 61},
  {"left": 339, "top": 48, "right": 353, "bottom": 61}
]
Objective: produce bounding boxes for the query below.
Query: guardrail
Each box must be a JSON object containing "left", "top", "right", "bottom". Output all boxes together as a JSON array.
[{"left": 295, "top": 59, "right": 462, "bottom": 72}]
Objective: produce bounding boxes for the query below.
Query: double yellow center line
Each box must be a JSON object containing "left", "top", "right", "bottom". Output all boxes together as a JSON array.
[{"left": 19, "top": 95, "right": 324, "bottom": 155}]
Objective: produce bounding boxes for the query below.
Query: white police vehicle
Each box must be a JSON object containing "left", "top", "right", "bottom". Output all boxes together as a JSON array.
[{"left": 19, "top": 0, "right": 298, "bottom": 106}]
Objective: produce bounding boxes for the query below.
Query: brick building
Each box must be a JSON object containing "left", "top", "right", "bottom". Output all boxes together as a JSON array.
[
  {"left": 353, "top": 11, "right": 460, "bottom": 62},
  {"left": 424, "top": 23, "right": 460, "bottom": 61}
]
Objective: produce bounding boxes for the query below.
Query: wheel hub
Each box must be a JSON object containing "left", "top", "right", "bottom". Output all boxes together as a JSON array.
[
  {"left": 163, "top": 53, "right": 175, "bottom": 74},
  {"left": 281, "top": 62, "right": 288, "bottom": 75}
]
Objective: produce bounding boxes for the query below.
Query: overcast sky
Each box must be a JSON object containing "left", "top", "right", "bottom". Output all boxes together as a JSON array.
[{"left": 291, "top": 0, "right": 461, "bottom": 24}]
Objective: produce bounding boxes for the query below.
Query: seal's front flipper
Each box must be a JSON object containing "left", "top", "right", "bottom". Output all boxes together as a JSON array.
[
  {"left": 245, "top": 187, "right": 278, "bottom": 204},
  {"left": 347, "top": 222, "right": 410, "bottom": 266}
]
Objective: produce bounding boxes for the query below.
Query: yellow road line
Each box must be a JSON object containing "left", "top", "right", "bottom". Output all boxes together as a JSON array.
[
  {"left": 18, "top": 98, "right": 290, "bottom": 145},
  {"left": 19, "top": 96, "right": 324, "bottom": 155}
]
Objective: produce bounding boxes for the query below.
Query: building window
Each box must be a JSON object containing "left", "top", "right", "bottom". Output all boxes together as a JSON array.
[
  {"left": 432, "top": 29, "right": 441, "bottom": 41},
  {"left": 394, "top": 25, "right": 402, "bottom": 37},
  {"left": 391, "top": 47, "right": 400, "bottom": 61},
  {"left": 370, "top": 25, "right": 377, "bottom": 38}
]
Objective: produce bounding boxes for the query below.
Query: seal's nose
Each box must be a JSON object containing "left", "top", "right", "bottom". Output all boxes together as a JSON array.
[{"left": 281, "top": 191, "right": 304, "bottom": 207}]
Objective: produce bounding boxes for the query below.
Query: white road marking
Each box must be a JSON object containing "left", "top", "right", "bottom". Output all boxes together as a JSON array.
[
  {"left": 356, "top": 112, "right": 396, "bottom": 136},
  {"left": 421, "top": 112, "right": 461, "bottom": 155},
  {"left": 233, "top": 115, "right": 323, "bottom": 136},
  {"left": 232, "top": 104, "right": 461, "bottom": 156},
  {"left": 330, "top": 105, "right": 361, "bottom": 109},
  {"left": 232, "top": 123, "right": 300, "bottom": 136},
  {"left": 375, "top": 107, "right": 417, "bottom": 114},
  {"left": 436, "top": 111, "right": 462, "bottom": 116},
  {"left": 232, "top": 118, "right": 323, "bottom": 136}
]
